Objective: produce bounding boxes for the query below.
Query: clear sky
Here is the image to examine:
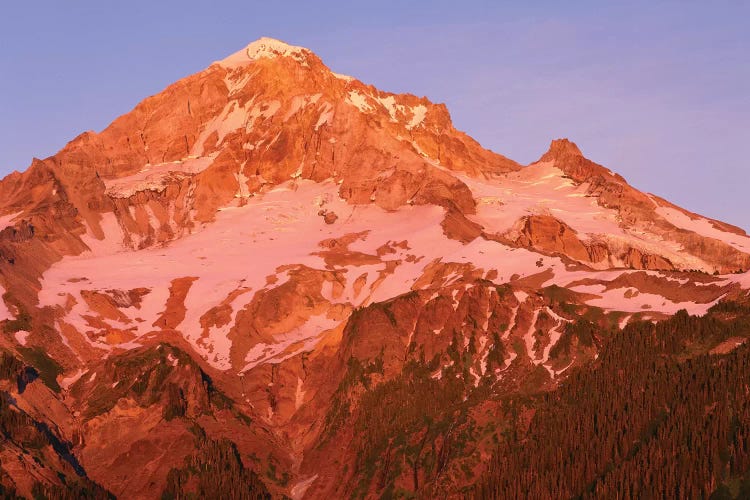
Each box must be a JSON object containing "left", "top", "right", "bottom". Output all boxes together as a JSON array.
[{"left": 1, "top": 1, "right": 748, "bottom": 229}]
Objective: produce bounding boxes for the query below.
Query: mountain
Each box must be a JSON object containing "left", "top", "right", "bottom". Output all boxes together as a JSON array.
[{"left": 0, "top": 37, "right": 749, "bottom": 498}]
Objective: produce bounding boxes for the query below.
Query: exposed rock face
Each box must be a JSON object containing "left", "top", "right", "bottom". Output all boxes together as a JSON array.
[
  {"left": 0, "top": 221, "right": 35, "bottom": 243},
  {"left": 513, "top": 215, "right": 677, "bottom": 271},
  {"left": 623, "top": 247, "right": 674, "bottom": 271},
  {"left": 515, "top": 215, "right": 591, "bottom": 262},
  {"left": 0, "top": 37, "right": 749, "bottom": 498},
  {"left": 540, "top": 138, "right": 618, "bottom": 184},
  {"left": 319, "top": 209, "right": 338, "bottom": 224}
]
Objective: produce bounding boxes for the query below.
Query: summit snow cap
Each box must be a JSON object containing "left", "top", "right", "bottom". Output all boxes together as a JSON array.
[{"left": 218, "top": 37, "right": 310, "bottom": 69}]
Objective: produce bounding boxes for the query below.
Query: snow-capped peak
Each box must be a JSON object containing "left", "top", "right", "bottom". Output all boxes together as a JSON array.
[
  {"left": 246, "top": 37, "right": 308, "bottom": 59},
  {"left": 218, "top": 37, "right": 310, "bottom": 69}
]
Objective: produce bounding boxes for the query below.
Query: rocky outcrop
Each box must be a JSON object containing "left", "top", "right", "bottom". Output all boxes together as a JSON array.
[
  {"left": 623, "top": 247, "right": 674, "bottom": 271},
  {"left": 515, "top": 215, "right": 591, "bottom": 262}
]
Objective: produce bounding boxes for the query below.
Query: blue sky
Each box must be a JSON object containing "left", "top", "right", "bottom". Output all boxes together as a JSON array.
[{"left": 1, "top": 1, "right": 748, "bottom": 229}]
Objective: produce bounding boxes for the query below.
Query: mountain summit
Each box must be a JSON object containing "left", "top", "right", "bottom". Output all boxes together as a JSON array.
[
  {"left": 0, "top": 38, "right": 749, "bottom": 498},
  {"left": 541, "top": 138, "right": 584, "bottom": 158},
  {"left": 218, "top": 37, "right": 312, "bottom": 67}
]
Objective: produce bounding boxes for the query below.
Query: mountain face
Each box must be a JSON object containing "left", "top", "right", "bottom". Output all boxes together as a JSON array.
[{"left": 0, "top": 37, "right": 749, "bottom": 498}]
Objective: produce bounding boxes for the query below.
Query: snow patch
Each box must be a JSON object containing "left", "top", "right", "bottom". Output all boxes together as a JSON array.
[
  {"left": 314, "top": 102, "right": 334, "bottom": 130},
  {"left": 406, "top": 105, "right": 427, "bottom": 130},
  {"left": 502, "top": 350, "right": 518, "bottom": 371},
  {"left": 549, "top": 360, "right": 575, "bottom": 378},
  {"left": 469, "top": 366, "right": 481, "bottom": 387},
  {"left": 524, "top": 309, "right": 540, "bottom": 360},
  {"left": 373, "top": 95, "right": 405, "bottom": 122},
  {"left": 81, "top": 212, "right": 126, "bottom": 255},
  {"left": 0, "top": 286, "right": 10, "bottom": 321},
  {"left": 294, "top": 377, "right": 306, "bottom": 410},
  {"left": 539, "top": 308, "right": 570, "bottom": 371},
  {"left": 241, "top": 314, "right": 339, "bottom": 372},
  {"left": 60, "top": 369, "right": 86, "bottom": 391},
  {"left": 346, "top": 90, "right": 373, "bottom": 112},
  {"left": 585, "top": 288, "right": 718, "bottom": 315},
  {"left": 224, "top": 70, "right": 254, "bottom": 97},
  {"left": 290, "top": 474, "right": 318, "bottom": 500},
  {"left": 504, "top": 305, "right": 519, "bottom": 341},
  {"left": 283, "top": 94, "right": 322, "bottom": 122},
  {"left": 14, "top": 330, "right": 30, "bottom": 346},
  {"left": 0, "top": 211, "right": 22, "bottom": 230},
  {"left": 333, "top": 72, "right": 354, "bottom": 82},
  {"left": 104, "top": 154, "right": 217, "bottom": 198},
  {"left": 234, "top": 162, "right": 251, "bottom": 199},
  {"left": 730, "top": 270, "right": 750, "bottom": 289},
  {"left": 191, "top": 97, "right": 280, "bottom": 157},
  {"left": 619, "top": 314, "right": 632, "bottom": 329},
  {"left": 656, "top": 206, "right": 750, "bottom": 253}
]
